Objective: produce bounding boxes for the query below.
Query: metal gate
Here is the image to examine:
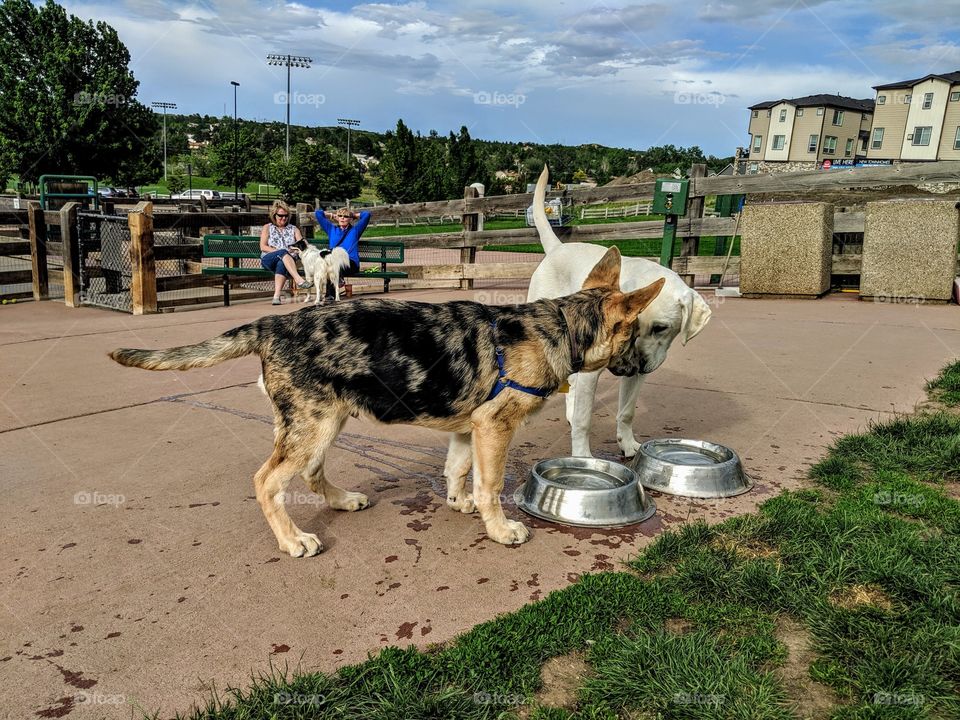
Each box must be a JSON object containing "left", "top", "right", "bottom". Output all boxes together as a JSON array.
[{"left": 78, "top": 212, "right": 133, "bottom": 312}]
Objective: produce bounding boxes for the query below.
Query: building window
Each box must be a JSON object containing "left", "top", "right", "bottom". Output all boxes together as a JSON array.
[
  {"left": 911, "top": 126, "right": 932, "bottom": 146},
  {"left": 860, "top": 136, "right": 868, "bottom": 152},
  {"left": 871, "top": 127, "right": 884, "bottom": 149},
  {"left": 753, "top": 135, "right": 762, "bottom": 153},
  {"left": 752, "top": 110, "right": 758, "bottom": 117},
  {"left": 766, "top": 109, "right": 771, "bottom": 117},
  {"left": 922, "top": 92, "right": 934, "bottom": 109},
  {"left": 816, "top": 107, "right": 824, "bottom": 116},
  {"left": 832, "top": 109, "right": 844, "bottom": 125},
  {"left": 904, "top": 94, "right": 912, "bottom": 104},
  {"left": 845, "top": 139, "right": 854, "bottom": 156},
  {"left": 772, "top": 135, "right": 785, "bottom": 150},
  {"left": 823, "top": 136, "right": 838, "bottom": 155},
  {"left": 954, "top": 126, "right": 960, "bottom": 150},
  {"left": 877, "top": 95, "right": 886, "bottom": 105},
  {"left": 779, "top": 108, "right": 787, "bottom": 122},
  {"left": 951, "top": 92, "right": 960, "bottom": 102},
  {"left": 748, "top": 162, "right": 759, "bottom": 174},
  {"left": 797, "top": 108, "right": 804, "bottom": 117},
  {"left": 808, "top": 134, "right": 818, "bottom": 153}
]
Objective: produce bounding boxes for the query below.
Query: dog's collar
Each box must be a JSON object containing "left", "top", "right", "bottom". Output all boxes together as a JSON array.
[
  {"left": 486, "top": 321, "right": 551, "bottom": 402},
  {"left": 557, "top": 307, "right": 584, "bottom": 374}
]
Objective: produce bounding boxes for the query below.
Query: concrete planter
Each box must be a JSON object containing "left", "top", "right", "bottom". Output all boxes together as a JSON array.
[
  {"left": 860, "top": 200, "right": 960, "bottom": 304},
  {"left": 740, "top": 202, "right": 833, "bottom": 298}
]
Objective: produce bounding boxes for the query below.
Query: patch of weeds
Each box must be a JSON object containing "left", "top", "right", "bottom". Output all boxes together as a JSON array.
[
  {"left": 580, "top": 631, "right": 793, "bottom": 719},
  {"left": 926, "top": 358, "right": 960, "bottom": 406}
]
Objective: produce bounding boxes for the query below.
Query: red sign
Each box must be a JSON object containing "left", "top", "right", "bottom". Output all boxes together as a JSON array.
[{"left": 822, "top": 159, "right": 832, "bottom": 169}]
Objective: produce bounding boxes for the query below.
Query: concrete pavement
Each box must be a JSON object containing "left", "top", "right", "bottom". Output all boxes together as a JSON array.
[{"left": 1, "top": 289, "right": 958, "bottom": 718}]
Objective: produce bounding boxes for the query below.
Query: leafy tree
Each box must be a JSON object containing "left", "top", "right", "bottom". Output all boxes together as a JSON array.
[
  {"left": 444, "top": 126, "right": 485, "bottom": 199},
  {"left": 208, "top": 120, "right": 263, "bottom": 189},
  {"left": 270, "top": 143, "right": 361, "bottom": 203},
  {"left": 167, "top": 173, "right": 185, "bottom": 195},
  {"left": 0, "top": 0, "right": 161, "bottom": 184},
  {"left": 377, "top": 119, "right": 421, "bottom": 203}
]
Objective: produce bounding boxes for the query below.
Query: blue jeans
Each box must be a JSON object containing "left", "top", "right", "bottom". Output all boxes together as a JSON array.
[{"left": 261, "top": 249, "right": 292, "bottom": 277}]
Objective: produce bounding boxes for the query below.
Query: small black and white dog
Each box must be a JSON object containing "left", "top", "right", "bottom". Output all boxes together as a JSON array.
[{"left": 296, "top": 242, "right": 351, "bottom": 305}]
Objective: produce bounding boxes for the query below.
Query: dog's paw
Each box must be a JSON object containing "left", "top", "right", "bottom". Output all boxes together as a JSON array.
[
  {"left": 488, "top": 519, "right": 530, "bottom": 545},
  {"left": 281, "top": 532, "right": 324, "bottom": 558},
  {"left": 447, "top": 493, "right": 476, "bottom": 514},
  {"left": 330, "top": 491, "right": 369, "bottom": 512},
  {"left": 618, "top": 434, "right": 642, "bottom": 458}
]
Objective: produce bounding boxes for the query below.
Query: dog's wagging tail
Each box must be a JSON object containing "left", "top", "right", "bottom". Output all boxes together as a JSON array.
[{"left": 109, "top": 247, "right": 664, "bottom": 557}]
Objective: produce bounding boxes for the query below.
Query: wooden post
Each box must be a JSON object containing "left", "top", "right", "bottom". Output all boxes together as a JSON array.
[
  {"left": 682, "top": 163, "right": 706, "bottom": 258},
  {"left": 128, "top": 201, "right": 157, "bottom": 314},
  {"left": 59, "top": 202, "right": 81, "bottom": 307},
  {"left": 27, "top": 201, "right": 49, "bottom": 301},
  {"left": 297, "top": 203, "right": 314, "bottom": 239},
  {"left": 461, "top": 186, "right": 479, "bottom": 290}
]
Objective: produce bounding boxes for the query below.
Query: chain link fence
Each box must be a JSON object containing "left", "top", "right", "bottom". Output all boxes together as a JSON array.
[{"left": 79, "top": 212, "right": 132, "bottom": 312}]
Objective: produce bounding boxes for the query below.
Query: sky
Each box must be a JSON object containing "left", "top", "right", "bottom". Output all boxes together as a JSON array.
[{"left": 62, "top": 0, "right": 960, "bottom": 157}]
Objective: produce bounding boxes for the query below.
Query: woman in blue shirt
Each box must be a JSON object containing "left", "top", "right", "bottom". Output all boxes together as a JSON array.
[{"left": 314, "top": 207, "right": 371, "bottom": 300}]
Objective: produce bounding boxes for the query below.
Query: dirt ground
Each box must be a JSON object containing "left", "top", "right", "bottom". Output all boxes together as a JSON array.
[{"left": 2, "top": 287, "right": 959, "bottom": 719}]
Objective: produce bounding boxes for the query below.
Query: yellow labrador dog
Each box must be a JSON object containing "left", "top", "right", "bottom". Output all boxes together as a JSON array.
[{"left": 526, "top": 166, "right": 712, "bottom": 458}]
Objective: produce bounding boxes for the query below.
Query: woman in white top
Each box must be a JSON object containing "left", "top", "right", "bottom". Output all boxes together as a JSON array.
[{"left": 259, "top": 200, "right": 313, "bottom": 305}]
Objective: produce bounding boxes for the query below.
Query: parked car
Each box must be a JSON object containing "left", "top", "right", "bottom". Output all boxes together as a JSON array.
[
  {"left": 218, "top": 191, "right": 247, "bottom": 202},
  {"left": 97, "top": 186, "right": 120, "bottom": 198},
  {"left": 171, "top": 189, "right": 221, "bottom": 201}
]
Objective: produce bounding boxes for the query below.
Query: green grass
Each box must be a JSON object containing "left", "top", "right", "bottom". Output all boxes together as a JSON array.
[
  {"left": 167, "top": 359, "right": 960, "bottom": 720},
  {"left": 927, "top": 359, "right": 960, "bottom": 407}
]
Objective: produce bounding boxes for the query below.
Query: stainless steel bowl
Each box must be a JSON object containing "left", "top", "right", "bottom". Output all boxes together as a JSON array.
[
  {"left": 628, "top": 438, "right": 752, "bottom": 498},
  {"left": 514, "top": 457, "right": 656, "bottom": 527}
]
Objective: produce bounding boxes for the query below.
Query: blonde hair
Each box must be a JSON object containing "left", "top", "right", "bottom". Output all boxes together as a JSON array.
[
  {"left": 334, "top": 207, "right": 352, "bottom": 219},
  {"left": 269, "top": 200, "right": 292, "bottom": 225}
]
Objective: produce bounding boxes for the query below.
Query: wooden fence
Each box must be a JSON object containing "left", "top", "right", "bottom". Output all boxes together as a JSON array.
[{"left": 2, "top": 160, "right": 959, "bottom": 311}]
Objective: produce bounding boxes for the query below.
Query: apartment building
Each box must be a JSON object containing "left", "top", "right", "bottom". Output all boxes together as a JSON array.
[
  {"left": 867, "top": 71, "right": 960, "bottom": 161},
  {"left": 744, "top": 95, "right": 874, "bottom": 172}
]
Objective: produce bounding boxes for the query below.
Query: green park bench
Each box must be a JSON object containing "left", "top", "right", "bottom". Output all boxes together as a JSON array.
[{"left": 201, "top": 234, "right": 407, "bottom": 306}]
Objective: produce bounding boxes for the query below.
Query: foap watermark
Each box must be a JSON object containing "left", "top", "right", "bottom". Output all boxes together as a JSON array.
[
  {"left": 673, "top": 691, "right": 725, "bottom": 706},
  {"left": 873, "top": 691, "right": 923, "bottom": 707},
  {"left": 473, "top": 691, "right": 526, "bottom": 706},
  {"left": 75, "top": 691, "right": 126, "bottom": 706},
  {"left": 474, "top": 90, "right": 526, "bottom": 108},
  {"left": 472, "top": 289, "right": 524, "bottom": 306},
  {"left": 74, "top": 490, "right": 125, "bottom": 507},
  {"left": 873, "top": 490, "right": 925, "bottom": 508},
  {"left": 273, "top": 91, "right": 325, "bottom": 108},
  {"left": 872, "top": 293, "right": 926, "bottom": 306},
  {"left": 282, "top": 490, "right": 324, "bottom": 507},
  {"left": 73, "top": 91, "right": 129, "bottom": 106},
  {"left": 673, "top": 90, "right": 726, "bottom": 107},
  {"left": 274, "top": 692, "right": 325, "bottom": 706}
]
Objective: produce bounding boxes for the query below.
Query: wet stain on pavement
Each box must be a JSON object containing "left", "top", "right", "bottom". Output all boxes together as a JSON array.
[
  {"left": 35, "top": 696, "right": 74, "bottom": 718},
  {"left": 396, "top": 622, "right": 418, "bottom": 640}
]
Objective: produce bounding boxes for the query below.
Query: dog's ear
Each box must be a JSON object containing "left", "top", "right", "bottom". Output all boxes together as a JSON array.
[
  {"left": 614, "top": 277, "right": 665, "bottom": 322},
  {"left": 678, "top": 290, "right": 712, "bottom": 345},
  {"left": 581, "top": 246, "right": 622, "bottom": 291}
]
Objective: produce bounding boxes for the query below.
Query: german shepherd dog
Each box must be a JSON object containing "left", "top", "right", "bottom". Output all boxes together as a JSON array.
[{"left": 110, "top": 247, "right": 664, "bottom": 558}]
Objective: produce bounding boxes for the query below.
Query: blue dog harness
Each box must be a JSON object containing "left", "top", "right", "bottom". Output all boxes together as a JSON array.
[{"left": 485, "top": 314, "right": 583, "bottom": 402}]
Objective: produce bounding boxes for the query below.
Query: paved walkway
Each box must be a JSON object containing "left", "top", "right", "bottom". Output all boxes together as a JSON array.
[{"left": 1, "top": 289, "right": 959, "bottom": 718}]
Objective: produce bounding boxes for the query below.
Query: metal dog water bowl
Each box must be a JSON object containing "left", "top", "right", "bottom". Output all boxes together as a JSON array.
[
  {"left": 628, "top": 439, "right": 752, "bottom": 498},
  {"left": 514, "top": 457, "right": 656, "bottom": 527}
]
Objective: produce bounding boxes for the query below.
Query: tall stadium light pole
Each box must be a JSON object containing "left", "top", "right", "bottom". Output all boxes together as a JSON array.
[
  {"left": 151, "top": 101, "right": 177, "bottom": 181},
  {"left": 266, "top": 54, "right": 312, "bottom": 161},
  {"left": 231, "top": 81, "right": 240, "bottom": 201},
  {"left": 337, "top": 118, "right": 360, "bottom": 161}
]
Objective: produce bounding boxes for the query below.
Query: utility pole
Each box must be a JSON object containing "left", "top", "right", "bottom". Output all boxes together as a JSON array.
[
  {"left": 337, "top": 118, "right": 360, "bottom": 161},
  {"left": 231, "top": 81, "right": 240, "bottom": 200},
  {"left": 151, "top": 101, "right": 177, "bottom": 181},
  {"left": 266, "top": 54, "right": 312, "bottom": 161}
]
